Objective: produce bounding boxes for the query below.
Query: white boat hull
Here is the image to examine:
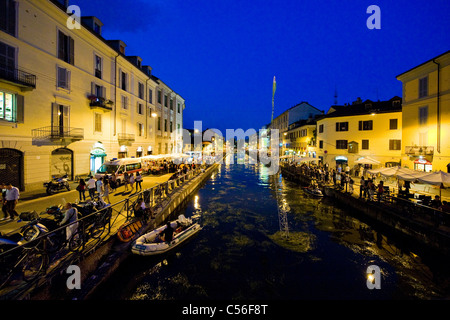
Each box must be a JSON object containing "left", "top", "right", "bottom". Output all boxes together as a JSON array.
[{"left": 131, "top": 216, "right": 202, "bottom": 256}]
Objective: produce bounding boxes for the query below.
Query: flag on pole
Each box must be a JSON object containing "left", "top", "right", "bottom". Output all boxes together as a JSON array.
[
  {"left": 271, "top": 76, "right": 276, "bottom": 122},
  {"left": 272, "top": 76, "right": 276, "bottom": 99}
]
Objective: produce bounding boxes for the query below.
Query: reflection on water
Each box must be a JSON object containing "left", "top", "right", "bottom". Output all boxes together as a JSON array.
[{"left": 92, "top": 157, "right": 450, "bottom": 300}]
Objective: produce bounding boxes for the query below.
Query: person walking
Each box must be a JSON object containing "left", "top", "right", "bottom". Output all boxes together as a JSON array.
[
  {"left": 87, "top": 175, "right": 97, "bottom": 200},
  {"left": 360, "top": 176, "right": 365, "bottom": 198},
  {"left": 102, "top": 176, "right": 111, "bottom": 204},
  {"left": 76, "top": 178, "right": 86, "bottom": 202},
  {"left": 135, "top": 172, "right": 142, "bottom": 192},
  {"left": 4, "top": 183, "right": 19, "bottom": 220}
]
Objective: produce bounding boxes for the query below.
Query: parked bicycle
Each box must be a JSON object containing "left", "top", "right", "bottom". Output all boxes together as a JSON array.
[{"left": 0, "top": 233, "right": 48, "bottom": 289}]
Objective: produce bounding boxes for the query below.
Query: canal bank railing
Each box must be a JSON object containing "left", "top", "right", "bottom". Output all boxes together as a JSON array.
[{"left": 0, "top": 163, "right": 214, "bottom": 299}]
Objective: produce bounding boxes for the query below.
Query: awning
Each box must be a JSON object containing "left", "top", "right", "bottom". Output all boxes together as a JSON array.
[
  {"left": 354, "top": 156, "right": 380, "bottom": 165},
  {"left": 414, "top": 159, "right": 432, "bottom": 165},
  {"left": 416, "top": 171, "right": 450, "bottom": 188}
]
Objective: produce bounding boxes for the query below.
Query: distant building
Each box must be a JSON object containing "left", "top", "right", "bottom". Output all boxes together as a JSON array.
[
  {"left": 269, "top": 102, "right": 323, "bottom": 155},
  {"left": 396, "top": 50, "right": 450, "bottom": 172},
  {"left": 316, "top": 97, "right": 402, "bottom": 168},
  {"left": 284, "top": 119, "right": 317, "bottom": 157}
]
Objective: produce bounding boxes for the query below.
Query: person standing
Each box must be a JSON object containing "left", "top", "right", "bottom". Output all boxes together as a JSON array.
[
  {"left": 87, "top": 176, "right": 97, "bottom": 200},
  {"left": 129, "top": 173, "right": 135, "bottom": 193},
  {"left": 4, "top": 183, "right": 19, "bottom": 220},
  {"left": 135, "top": 172, "right": 142, "bottom": 192},
  {"left": 124, "top": 172, "right": 129, "bottom": 192},
  {"left": 102, "top": 176, "right": 111, "bottom": 204},
  {"left": 76, "top": 178, "right": 86, "bottom": 202},
  {"left": 59, "top": 202, "right": 79, "bottom": 242},
  {"left": 1, "top": 183, "right": 8, "bottom": 220},
  {"left": 96, "top": 177, "right": 103, "bottom": 201},
  {"left": 360, "top": 176, "right": 365, "bottom": 198}
]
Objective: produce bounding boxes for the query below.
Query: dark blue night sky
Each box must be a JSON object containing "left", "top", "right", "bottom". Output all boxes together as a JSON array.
[{"left": 71, "top": 0, "right": 450, "bottom": 134}]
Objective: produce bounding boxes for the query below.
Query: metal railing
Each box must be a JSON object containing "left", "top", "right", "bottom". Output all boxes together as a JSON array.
[
  {"left": 0, "top": 164, "right": 213, "bottom": 298},
  {"left": 117, "top": 133, "right": 135, "bottom": 141},
  {"left": 0, "top": 65, "right": 36, "bottom": 88},
  {"left": 280, "top": 162, "right": 450, "bottom": 227},
  {"left": 31, "top": 126, "right": 84, "bottom": 141}
]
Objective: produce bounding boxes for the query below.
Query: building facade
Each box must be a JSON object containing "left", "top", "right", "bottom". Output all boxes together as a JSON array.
[
  {"left": 396, "top": 50, "right": 450, "bottom": 172},
  {"left": 284, "top": 120, "right": 317, "bottom": 157},
  {"left": 316, "top": 97, "right": 403, "bottom": 169},
  {"left": 0, "top": 0, "right": 185, "bottom": 190},
  {"left": 269, "top": 102, "right": 323, "bottom": 155}
]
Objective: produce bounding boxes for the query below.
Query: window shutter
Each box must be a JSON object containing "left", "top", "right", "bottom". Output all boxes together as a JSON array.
[
  {"left": 358, "top": 121, "right": 362, "bottom": 131},
  {"left": 335, "top": 123, "right": 339, "bottom": 131},
  {"left": 91, "top": 82, "right": 95, "bottom": 95},
  {"left": 16, "top": 94, "right": 24, "bottom": 123},
  {"left": 102, "top": 86, "right": 106, "bottom": 99},
  {"left": 51, "top": 103, "right": 59, "bottom": 128},
  {"left": 58, "top": 31, "right": 64, "bottom": 60},
  {"left": 67, "top": 70, "right": 71, "bottom": 90}
]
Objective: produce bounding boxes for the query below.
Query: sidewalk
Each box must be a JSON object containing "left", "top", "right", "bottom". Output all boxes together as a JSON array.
[{"left": 0, "top": 173, "right": 175, "bottom": 235}]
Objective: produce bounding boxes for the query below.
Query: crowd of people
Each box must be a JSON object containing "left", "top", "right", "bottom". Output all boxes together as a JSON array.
[
  {"left": 75, "top": 160, "right": 204, "bottom": 204},
  {"left": 282, "top": 160, "right": 450, "bottom": 213}
]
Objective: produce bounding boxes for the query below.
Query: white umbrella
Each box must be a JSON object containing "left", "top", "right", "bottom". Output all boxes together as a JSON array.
[
  {"left": 355, "top": 156, "right": 380, "bottom": 165},
  {"left": 416, "top": 171, "right": 450, "bottom": 197}
]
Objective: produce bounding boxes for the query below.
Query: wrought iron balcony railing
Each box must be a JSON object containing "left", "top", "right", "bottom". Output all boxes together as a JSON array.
[
  {"left": 32, "top": 126, "right": 84, "bottom": 143},
  {"left": 0, "top": 65, "right": 36, "bottom": 90},
  {"left": 405, "top": 146, "right": 434, "bottom": 156},
  {"left": 89, "top": 98, "right": 113, "bottom": 111},
  {"left": 117, "top": 133, "right": 135, "bottom": 142}
]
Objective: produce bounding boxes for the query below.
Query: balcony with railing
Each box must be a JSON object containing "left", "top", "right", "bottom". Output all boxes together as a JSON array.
[
  {"left": 88, "top": 95, "right": 113, "bottom": 111},
  {"left": 0, "top": 65, "right": 36, "bottom": 91},
  {"left": 32, "top": 126, "right": 84, "bottom": 145},
  {"left": 405, "top": 146, "right": 434, "bottom": 156},
  {"left": 117, "top": 133, "right": 135, "bottom": 146}
]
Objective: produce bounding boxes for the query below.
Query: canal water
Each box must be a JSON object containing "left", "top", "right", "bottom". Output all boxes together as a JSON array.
[{"left": 92, "top": 156, "right": 450, "bottom": 300}]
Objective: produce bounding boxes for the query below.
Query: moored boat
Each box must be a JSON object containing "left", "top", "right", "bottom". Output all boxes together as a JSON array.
[
  {"left": 131, "top": 215, "right": 202, "bottom": 256},
  {"left": 304, "top": 186, "right": 324, "bottom": 197}
]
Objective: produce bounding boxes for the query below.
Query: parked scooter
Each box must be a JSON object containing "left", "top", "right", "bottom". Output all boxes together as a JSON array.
[
  {"left": 20, "top": 205, "right": 66, "bottom": 253},
  {"left": 44, "top": 174, "right": 70, "bottom": 195}
]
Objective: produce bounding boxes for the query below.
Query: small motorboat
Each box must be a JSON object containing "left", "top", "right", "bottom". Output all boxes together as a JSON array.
[
  {"left": 304, "top": 186, "right": 324, "bottom": 197},
  {"left": 131, "top": 215, "right": 202, "bottom": 256}
]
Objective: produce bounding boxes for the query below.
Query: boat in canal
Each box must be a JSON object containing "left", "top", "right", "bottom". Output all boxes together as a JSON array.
[
  {"left": 131, "top": 215, "right": 202, "bottom": 256},
  {"left": 304, "top": 186, "right": 324, "bottom": 197}
]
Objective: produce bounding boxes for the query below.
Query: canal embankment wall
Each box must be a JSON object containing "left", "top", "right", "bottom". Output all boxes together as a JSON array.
[
  {"left": 28, "top": 163, "right": 220, "bottom": 300},
  {"left": 281, "top": 166, "right": 450, "bottom": 256}
]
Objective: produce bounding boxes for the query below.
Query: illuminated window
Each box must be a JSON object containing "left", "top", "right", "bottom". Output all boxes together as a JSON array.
[{"left": 335, "top": 122, "right": 348, "bottom": 132}]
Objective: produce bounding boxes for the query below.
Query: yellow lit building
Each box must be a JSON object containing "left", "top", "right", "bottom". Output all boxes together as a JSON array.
[
  {"left": 316, "top": 97, "right": 403, "bottom": 169},
  {"left": 0, "top": 0, "right": 185, "bottom": 191},
  {"left": 284, "top": 120, "right": 317, "bottom": 157},
  {"left": 396, "top": 50, "right": 450, "bottom": 172}
]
